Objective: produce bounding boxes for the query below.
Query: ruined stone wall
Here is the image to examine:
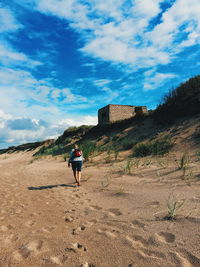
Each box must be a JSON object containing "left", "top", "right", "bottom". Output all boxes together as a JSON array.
[
  {"left": 98, "top": 104, "right": 148, "bottom": 124},
  {"left": 98, "top": 105, "right": 110, "bottom": 124},
  {"left": 109, "top": 105, "right": 134, "bottom": 122}
]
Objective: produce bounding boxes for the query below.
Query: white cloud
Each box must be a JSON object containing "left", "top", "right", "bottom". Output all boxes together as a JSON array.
[
  {"left": 0, "top": 7, "right": 22, "bottom": 33},
  {"left": 93, "top": 79, "right": 112, "bottom": 87},
  {"left": 0, "top": 109, "right": 97, "bottom": 149},
  {"left": 144, "top": 70, "right": 177, "bottom": 90},
  {"left": 0, "top": 41, "right": 42, "bottom": 68},
  {"left": 18, "top": 0, "right": 200, "bottom": 69}
]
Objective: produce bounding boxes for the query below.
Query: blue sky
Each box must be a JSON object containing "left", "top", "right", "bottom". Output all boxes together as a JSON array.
[{"left": 0, "top": 0, "right": 200, "bottom": 148}]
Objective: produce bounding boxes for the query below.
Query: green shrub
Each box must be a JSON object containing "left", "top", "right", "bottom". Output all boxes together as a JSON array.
[
  {"left": 154, "top": 75, "right": 200, "bottom": 123},
  {"left": 133, "top": 136, "right": 173, "bottom": 157},
  {"left": 120, "top": 138, "right": 137, "bottom": 150},
  {"left": 133, "top": 143, "right": 152, "bottom": 157},
  {"left": 79, "top": 141, "right": 97, "bottom": 161}
]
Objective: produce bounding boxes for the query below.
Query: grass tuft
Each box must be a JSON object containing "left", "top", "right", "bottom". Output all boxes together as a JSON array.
[{"left": 133, "top": 136, "right": 173, "bottom": 157}]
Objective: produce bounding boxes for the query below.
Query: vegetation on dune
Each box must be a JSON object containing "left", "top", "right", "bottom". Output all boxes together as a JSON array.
[
  {"left": 0, "top": 140, "right": 53, "bottom": 154},
  {"left": 1, "top": 75, "right": 200, "bottom": 158},
  {"left": 154, "top": 75, "right": 200, "bottom": 123},
  {"left": 119, "top": 138, "right": 138, "bottom": 150},
  {"left": 34, "top": 125, "right": 94, "bottom": 157},
  {"left": 133, "top": 135, "right": 173, "bottom": 157}
]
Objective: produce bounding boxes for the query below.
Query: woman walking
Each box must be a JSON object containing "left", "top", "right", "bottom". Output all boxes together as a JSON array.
[{"left": 68, "top": 144, "right": 84, "bottom": 186}]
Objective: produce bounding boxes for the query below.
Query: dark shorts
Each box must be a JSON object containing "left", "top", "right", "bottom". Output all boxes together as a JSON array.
[{"left": 71, "top": 161, "right": 82, "bottom": 171}]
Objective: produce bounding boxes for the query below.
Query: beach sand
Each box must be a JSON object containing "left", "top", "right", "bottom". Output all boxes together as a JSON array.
[{"left": 0, "top": 151, "right": 200, "bottom": 267}]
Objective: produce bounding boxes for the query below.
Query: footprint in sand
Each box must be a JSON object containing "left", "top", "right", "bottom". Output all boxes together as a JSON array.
[
  {"left": 125, "top": 235, "right": 148, "bottom": 248},
  {"left": 41, "top": 226, "right": 55, "bottom": 233},
  {"left": 156, "top": 232, "right": 176, "bottom": 244},
  {"left": 0, "top": 225, "right": 13, "bottom": 232},
  {"left": 170, "top": 251, "right": 193, "bottom": 267},
  {"left": 65, "top": 209, "right": 75, "bottom": 214},
  {"left": 183, "top": 250, "right": 200, "bottom": 267},
  {"left": 64, "top": 215, "right": 74, "bottom": 222},
  {"left": 130, "top": 220, "right": 146, "bottom": 230},
  {"left": 72, "top": 242, "right": 87, "bottom": 252},
  {"left": 24, "top": 220, "right": 35, "bottom": 227},
  {"left": 106, "top": 208, "right": 122, "bottom": 217},
  {"left": 88, "top": 205, "right": 102, "bottom": 211},
  {"left": 50, "top": 254, "right": 68, "bottom": 265},
  {"left": 1, "top": 234, "right": 18, "bottom": 245},
  {"left": 146, "top": 201, "right": 160, "bottom": 207},
  {"left": 97, "top": 228, "right": 116, "bottom": 238},
  {"left": 80, "top": 263, "right": 95, "bottom": 267},
  {"left": 12, "top": 240, "right": 47, "bottom": 261},
  {"left": 137, "top": 248, "right": 166, "bottom": 260},
  {"left": 72, "top": 225, "right": 86, "bottom": 235}
]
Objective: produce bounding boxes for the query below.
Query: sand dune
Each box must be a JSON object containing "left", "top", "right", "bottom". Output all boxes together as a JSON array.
[{"left": 0, "top": 152, "right": 200, "bottom": 267}]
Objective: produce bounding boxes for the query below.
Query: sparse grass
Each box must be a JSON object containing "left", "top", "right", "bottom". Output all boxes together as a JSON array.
[
  {"left": 132, "top": 158, "right": 140, "bottom": 168},
  {"left": 63, "top": 154, "right": 67, "bottom": 162},
  {"left": 123, "top": 158, "right": 133, "bottom": 174},
  {"left": 154, "top": 75, "right": 200, "bottom": 123},
  {"left": 100, "top": 175, "right": 110, "bottom": 189},
  {"left": 28, "top": 155, "right": 41, "bottom": 164},
  {"left": 83, "top": 174, "right": 92, "bottom": 181},
  {"left": 157, "top": 159, "right": 167, "bottom": 168},
  {"left": 178, "top": 153, "right": 191, "bottom": 179},
  {"left": 141, "top": 159, "right": 152, "bottom": 167},
  {"left": 179, "top": 153, "right": 190, "bottom": 170},
  {"left": 115, "top": 185, "right": 125, "bottom": 196},
  {"left": 79, "top": 141, "right": 97, "bottom": 162},
  {"left": 164, "top": 193, "right": 185, "bottom": 220},
  {"left": 133, "top": 136, "right": 173, "bottom": 157},
  {"left": 113, "top": 147, "right": 119, "bottom": 161},
  {"left": 120, "top": 138, "right": 137, "bottom": 150},
  {"left": 105, "top": 147, "right": 112, "bottom": 163}
]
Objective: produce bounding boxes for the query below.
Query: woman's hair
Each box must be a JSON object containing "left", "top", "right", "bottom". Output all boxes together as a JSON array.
[{"left": 74, "top": 143, "right": 79, "bottom": 149}]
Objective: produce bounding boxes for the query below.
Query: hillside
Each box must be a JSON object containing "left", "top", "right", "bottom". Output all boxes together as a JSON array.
[
  {"left": 1, "top": 75, "right": 200, "bottom": 267},
  {"left": 1, "top": 75, "right": 200, "bottom": 160}
]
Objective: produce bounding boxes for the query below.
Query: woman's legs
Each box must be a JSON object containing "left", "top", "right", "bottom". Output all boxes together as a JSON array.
[
  {"left": 71, "top": 161, "right": 82, "bottom": 186},
  {"left": 73, "top": 170, "right": 78, "bottom": 184},
  {"left": 77, "top": 171, "right": 81, "bottom": 186}
]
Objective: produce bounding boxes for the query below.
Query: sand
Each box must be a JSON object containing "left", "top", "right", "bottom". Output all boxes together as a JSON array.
[{"left": 0, "top": 151, "right": 200, "bottom": 267}]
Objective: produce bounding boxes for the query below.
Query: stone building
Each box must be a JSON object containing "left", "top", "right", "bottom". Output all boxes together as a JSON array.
[{"left": 98, "top": 104, "right": 148, "bottom": 125}]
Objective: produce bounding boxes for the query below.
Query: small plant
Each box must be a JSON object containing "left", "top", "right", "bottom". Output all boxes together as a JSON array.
[
  {"left": 165, "top": 193, "right": 185, "bottom": 220},
  {"left": 197, "top": 151, "right": 200, "bottom": 160},
  {"left": 28, "top": 155, "right": 41, "bottom": 164},
  {"left": 83, "top": 174, "right": 92, "bottom": 181},
  {"left": 79, "top": 141, "right": 97, "bottom": 161},
  {"left": 179, "top": 153, "right": 190, "bottom": 179},
  {"left": 132, "top": 158, "right": 140, "bottom": 168},
  {"left": 133, "top": 143, "right": 152, "bottom": 157},
  {"left": 113, "top": 147, "right": 119, "bottom": 161},
  {"left": 100, "top": 176, "right": 110, "bottom": 189},
  {"left": 157, "top": 160, "right": 167, "bottom": 168},
  {"left": 120, "top": 138, "right": 137, "bottom": 150},
  {"left": 63, "top": 154, "right": 67, "bottom": 162},
  {"left": 115, "top": 185, "right": 125, "bottom": 195},
  {"left": 142, "top": 159, "right": 152, "bottom": 167},
  {"left": 179, "top": 153, "right": 189, "bottom": 169},
  {"left": 133, "top": 136, "right": 173, "bottom": 157},
  {"left": 123, "top": 158, "right": 133, "bottom": 174}
]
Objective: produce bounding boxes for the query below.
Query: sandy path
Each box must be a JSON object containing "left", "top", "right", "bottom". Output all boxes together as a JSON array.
[{"left": 0, "top": 152, "right": 200, "bottom": 267}]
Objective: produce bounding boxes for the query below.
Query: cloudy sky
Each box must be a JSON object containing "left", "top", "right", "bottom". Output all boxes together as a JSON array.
[{"left": 0, "top": 0, "right": 200, "bottom": 148}]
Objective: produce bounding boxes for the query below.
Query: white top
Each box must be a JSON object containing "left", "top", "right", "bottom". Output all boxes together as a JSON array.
[{"left": 69, "top": 149, "right": 84, "bottom": 161}]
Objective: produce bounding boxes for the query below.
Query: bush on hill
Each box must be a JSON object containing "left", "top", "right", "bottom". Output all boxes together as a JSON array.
[
  {"left": 154, "top": 75, "right": 200, "bottom": 123},
  {"left": 133, "top": 135, "right": 173, "bottom": 157}
]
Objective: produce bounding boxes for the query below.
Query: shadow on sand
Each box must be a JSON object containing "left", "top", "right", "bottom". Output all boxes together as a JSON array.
[{"left": 28, "top": 184, "right": 76, "bottom": 190}]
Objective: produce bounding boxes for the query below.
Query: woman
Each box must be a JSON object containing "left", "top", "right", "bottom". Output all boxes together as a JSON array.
[{"left": 68, "top": 144, "right": 84, "bottom": 186}]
